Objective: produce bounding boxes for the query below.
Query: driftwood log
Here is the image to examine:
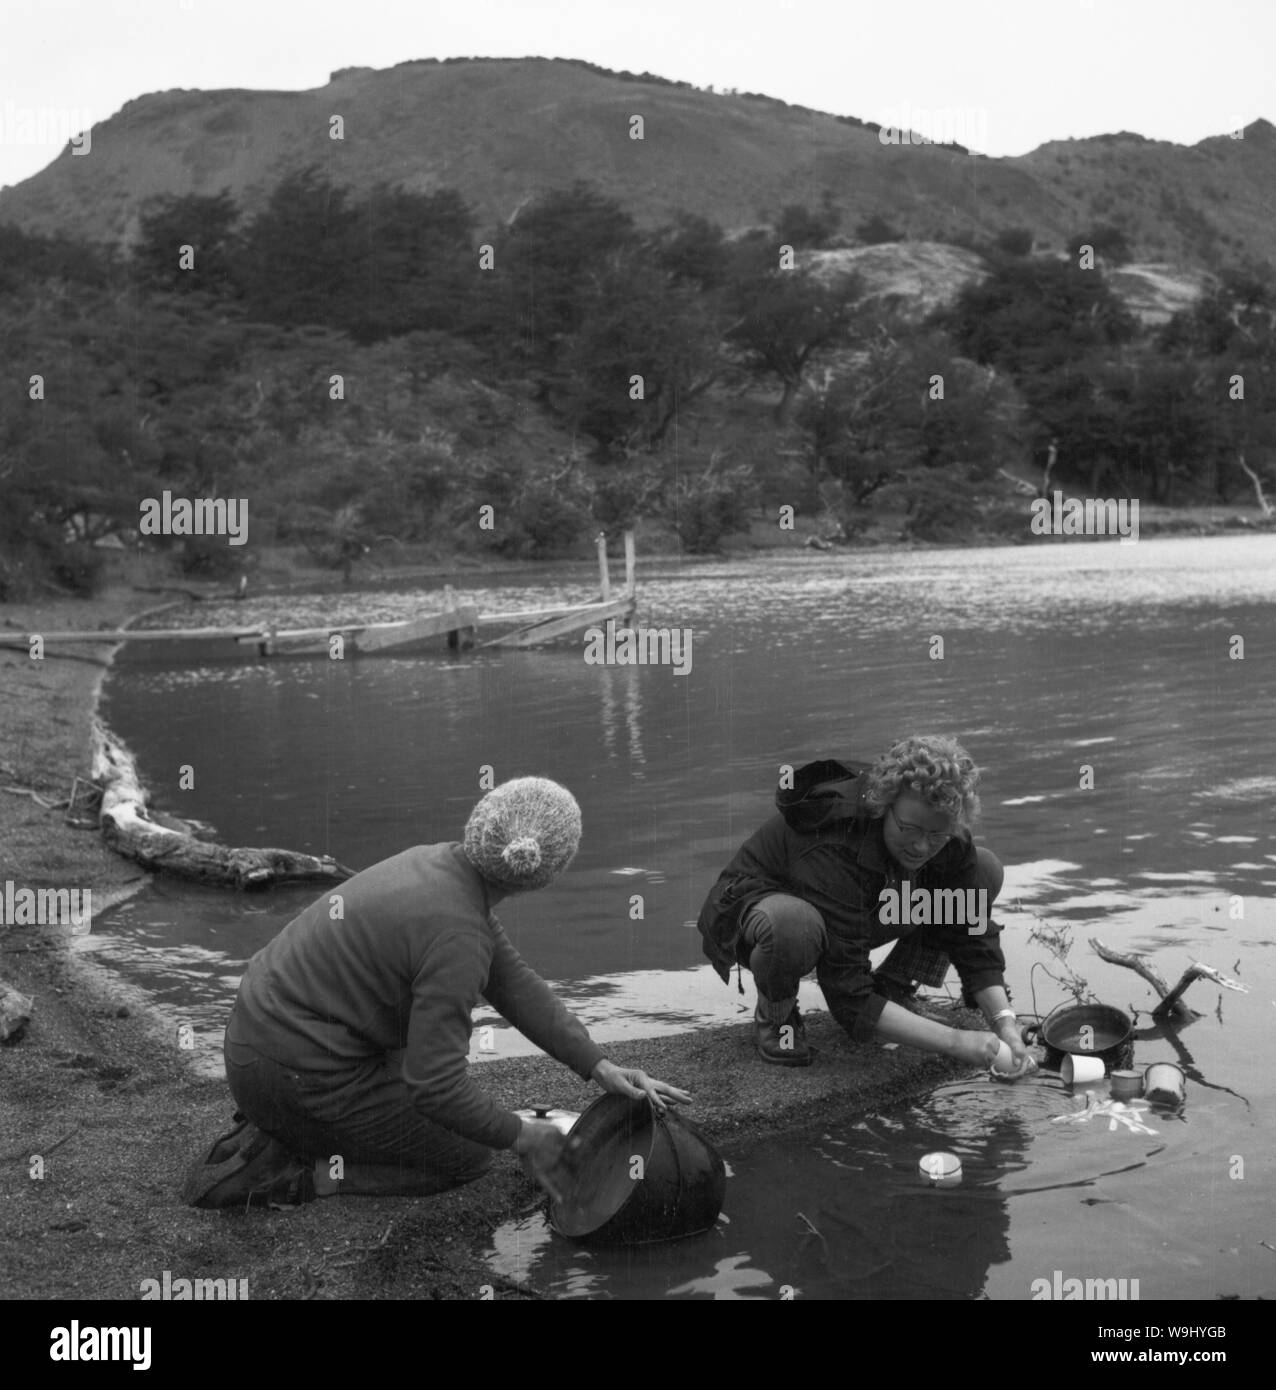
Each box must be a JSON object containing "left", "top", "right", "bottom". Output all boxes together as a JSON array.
[
  {"left": 1089, "top": 937, "right": 1249, "bottom": 1022},
  {"left": 0, "top": 979, "right": 35, "bottom": 1042},
  {"left": 92, "top": 720, "right": 355, "bottom": 890}
]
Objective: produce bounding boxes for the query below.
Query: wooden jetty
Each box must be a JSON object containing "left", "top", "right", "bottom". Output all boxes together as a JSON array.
[
  {"left": 481, "top": 531, "right": 636, "bottom": 649},
  {"left": 0, "top": 530, "right": 638, "bottom": 658}
]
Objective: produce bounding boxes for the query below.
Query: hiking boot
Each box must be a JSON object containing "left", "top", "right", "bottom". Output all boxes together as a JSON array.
[
  {"left": 203, "top": 1111, "right": 253, "bottom": 1166},
  {"left": 182, "top": 1117, "right": 315, "bottom": 1210},
  {"left": 754, "top": 1002, "right": 814, "bottom": 1066}
]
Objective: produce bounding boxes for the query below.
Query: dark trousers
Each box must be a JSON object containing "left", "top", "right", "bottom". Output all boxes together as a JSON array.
[
  {"left": 224, "top": 1030, "right": 492, "bottom": 1196},
  {"left": 739, "top": 847, "right": 1004, "bottom": 1015}
]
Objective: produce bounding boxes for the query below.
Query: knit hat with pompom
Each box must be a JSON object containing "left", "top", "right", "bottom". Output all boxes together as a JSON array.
[{"left": 462, "top": 777, "right": 582, "bottom": 891}]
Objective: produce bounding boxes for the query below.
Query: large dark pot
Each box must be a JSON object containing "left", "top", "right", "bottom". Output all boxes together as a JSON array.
[
  {"left": 549, "top": 1093, "right": 726, "bottom": 1246},
  {"left": 1024, "top": 1002, "right": 1135, "bottom": 1073}
]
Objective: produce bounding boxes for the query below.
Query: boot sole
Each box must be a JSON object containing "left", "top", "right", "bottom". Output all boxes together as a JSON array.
[{"left": 754, "top": 1040, "right": 815, "bottom": 1067}]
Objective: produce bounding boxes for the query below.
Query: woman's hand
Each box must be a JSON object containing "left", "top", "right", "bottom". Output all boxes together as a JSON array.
[
  {"left": 954, "top": 1029, "right": 1003, "bottom": 1068},
  {"left": 959, "top": 1024, "right": 1038, "bottom": 1077},
  {"left": 512, "top": 1118, "right": 571, "bottom": 1202},
  {"left": 592, "top": 1059, "right": 692, "bottom": 1114},
  {"left": 994, "top": 1015, "right": 1037, "bottom": 1075}
]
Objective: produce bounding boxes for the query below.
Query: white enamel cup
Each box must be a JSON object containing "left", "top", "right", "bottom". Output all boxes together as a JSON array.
[{"left": 1062, "top": 1053, "right": 1106, "bottom": 1085}]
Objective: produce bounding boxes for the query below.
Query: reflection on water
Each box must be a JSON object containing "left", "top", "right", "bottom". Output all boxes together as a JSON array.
[
  {"left": 488, "top": 1040, "right": 1268, "bottom": 1300},
  {"left": 487, "top": 1081, "right": 1034, "bottom": 1300},
  {"left": 91, "top": 537, "right": 1276, "bottom": 1295},
  {"left": 597, "top": 664, "right": 647, "bottom": 771}
]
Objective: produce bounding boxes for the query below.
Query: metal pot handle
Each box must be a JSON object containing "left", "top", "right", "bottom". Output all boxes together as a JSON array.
[{"left": 1021, "top": 1022, "right": 1042, "bottom": 1046}]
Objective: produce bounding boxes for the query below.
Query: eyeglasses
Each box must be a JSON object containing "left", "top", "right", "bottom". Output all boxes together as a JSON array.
[{"left": 888, "top": 804, "right": 953, "bottom": 848}]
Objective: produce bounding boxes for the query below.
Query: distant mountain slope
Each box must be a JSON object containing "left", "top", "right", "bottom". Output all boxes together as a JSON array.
[{"left": 1, "top": 56, "right": 1272, "bottom": 277}]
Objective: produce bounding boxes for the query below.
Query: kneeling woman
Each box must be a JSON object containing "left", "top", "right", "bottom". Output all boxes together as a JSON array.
[
  {"left": 200, "top": 778, "right": 689, "bottom": 1206},
  {"left": 698, "top": 735, "right": 1033, "bottom": 1074}
]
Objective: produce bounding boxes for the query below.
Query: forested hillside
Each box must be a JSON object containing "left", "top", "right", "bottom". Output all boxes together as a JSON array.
[{"left": 1, "top": 59, "right": 1273, "bottom": 597}]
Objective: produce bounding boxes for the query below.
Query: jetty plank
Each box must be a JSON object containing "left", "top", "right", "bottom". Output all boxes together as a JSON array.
[
  {"left": 1, "top": 626, "right": 266, "bottom": 645},
  {"left": 353, "top": 606, "right": 479, "bottom": 653},
  {"left": 483, "top": 596, "right": 635, "bottom": 649},
  {"left": 477, "top": 602, "right": 611, "bottom": 624}
]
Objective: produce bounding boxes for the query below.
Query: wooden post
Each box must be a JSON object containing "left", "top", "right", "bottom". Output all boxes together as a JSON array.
[
  {"left": 441, "top": 584, "right": 476, "bottom": 650},
  {"left": 597, "top": 532, "right": 611, "bottom": 601},
  {"left": 623, "top": 529, "right": 636, "bottom": 596}
]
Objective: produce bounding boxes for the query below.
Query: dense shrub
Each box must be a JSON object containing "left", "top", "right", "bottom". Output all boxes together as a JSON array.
[
  {"left": 897, "top": 469, "right": 987, "bottom": 543},
  {"left": 465, "top": 459, "right": 596, "bottom": 559},
  {"left": 666, "top": 456, "right": 754, "bottom": 553},
  {"left": 49, "top": 543, "right": 108, "bottom": 594},
  {"left": 993, "top": 227, "right": 1034, "bottom": 257},
  {"left": 855, "top": 213, "right": 906, "bottom": 245},
  {"left": 592, "top": 465, "right": 665, "bottom": 531},
  {"left": 0, "top": 524, "right": 108, "bottom": 598}
]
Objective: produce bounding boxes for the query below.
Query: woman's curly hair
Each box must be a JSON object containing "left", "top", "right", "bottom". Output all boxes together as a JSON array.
[{"left": 860, "top": 735, "right": 982, "bottom": 830}]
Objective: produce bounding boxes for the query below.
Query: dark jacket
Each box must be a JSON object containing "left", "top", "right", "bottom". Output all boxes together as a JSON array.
[{"left": 697, "top": 759, "right": 1006, "bottom": 1040}]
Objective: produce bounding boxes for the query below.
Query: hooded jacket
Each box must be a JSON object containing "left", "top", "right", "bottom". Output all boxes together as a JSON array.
[{"left": 697, "top": 759, "right": 1006, "bottom": 1040}]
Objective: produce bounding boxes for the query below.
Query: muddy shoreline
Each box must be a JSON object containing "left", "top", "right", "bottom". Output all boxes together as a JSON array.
[{"left": 2, "top": 561, "right": 985, "bottom": 1301}]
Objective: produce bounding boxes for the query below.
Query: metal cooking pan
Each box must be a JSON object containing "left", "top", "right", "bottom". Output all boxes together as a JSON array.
[{"left": 1023, "top": 1001, "right": 1135, "bottom": 1072}]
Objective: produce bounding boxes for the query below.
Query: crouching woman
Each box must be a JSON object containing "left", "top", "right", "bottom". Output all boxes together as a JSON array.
[
  {"left": 191, "top": 778, "right": 689, "bottom": 1207},
  {"left": 697, "top": 735, "right": 1034, "bottom": 1075}
]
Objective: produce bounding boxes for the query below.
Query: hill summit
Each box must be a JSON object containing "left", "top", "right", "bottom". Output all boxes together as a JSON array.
[{"left": 0, "top": 56, "right": 1272, "bottom": 274}]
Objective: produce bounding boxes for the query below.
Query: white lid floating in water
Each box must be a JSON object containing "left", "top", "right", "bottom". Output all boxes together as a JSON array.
[{"left": 919, "top": 1151, "right": 962, "bottom": 1181}]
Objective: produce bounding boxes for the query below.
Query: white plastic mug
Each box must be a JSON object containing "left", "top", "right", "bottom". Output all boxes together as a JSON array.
[{"left": 1062, "top": 1053, "right": 1106, "bottom": 1085}]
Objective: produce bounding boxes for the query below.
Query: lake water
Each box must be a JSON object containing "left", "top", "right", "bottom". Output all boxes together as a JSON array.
[{"left": 93, "top": 535, "right": 1276, "bottom": 1299}]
